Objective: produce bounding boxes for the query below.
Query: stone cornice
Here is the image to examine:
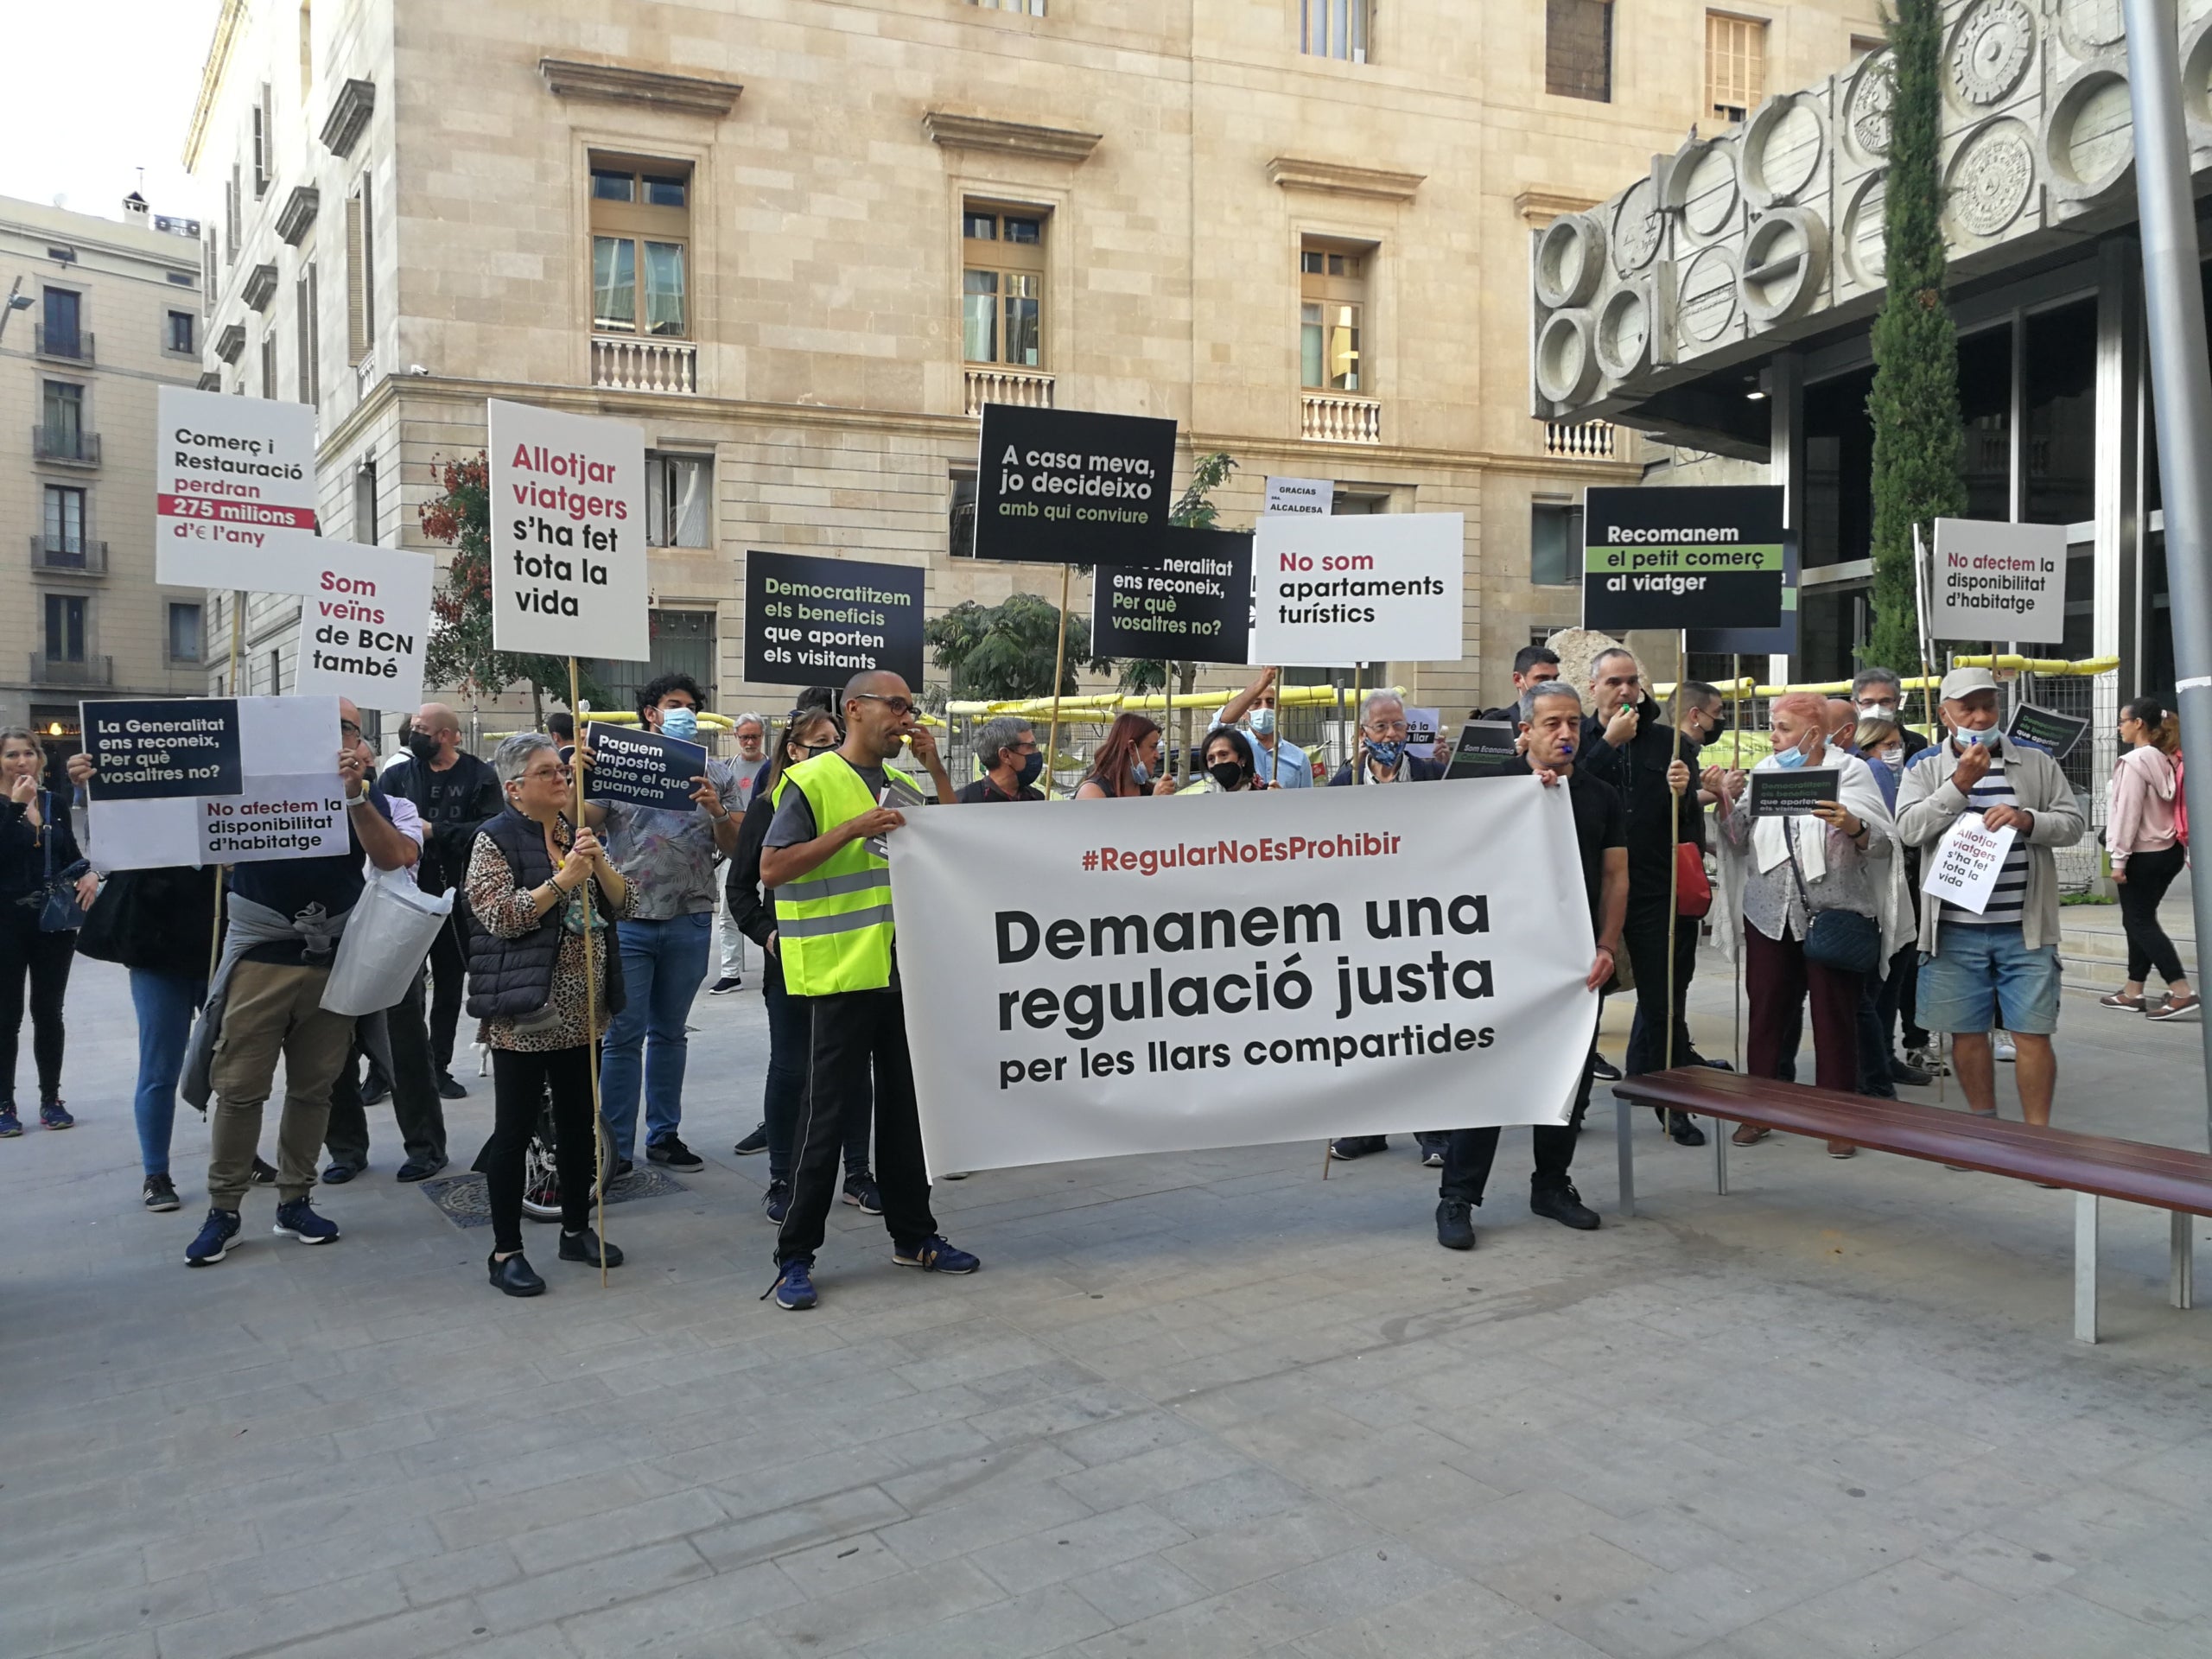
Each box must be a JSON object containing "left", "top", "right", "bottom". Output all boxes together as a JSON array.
[
  {"left": 1267, "top": 156, "right": 1424, "bottom": 202},
  {"left": 923, "top": 111, "right": 1101, "bottom": 162},
  {"left": 1513, "top": 188, "right": 1599, "bottom": 226},
  {"left": 241, "top": 262, "right": 279, "bottom": 312},
  {"left": 275, "top": 186, "right": 321, "bottom": 246},
  {"left": 319, "top": 78, "right": 375, "bottom": 157},
  {"left": 537, "top": 58, "right": 742, "bottom": 116}
]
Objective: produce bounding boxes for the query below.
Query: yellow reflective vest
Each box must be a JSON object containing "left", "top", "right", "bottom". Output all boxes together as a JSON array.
[{"left": 772, "top": 753, "right": 925, "bottom": 995}]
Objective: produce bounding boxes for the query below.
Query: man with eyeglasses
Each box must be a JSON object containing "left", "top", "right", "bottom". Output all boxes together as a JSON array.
[
  {"left": 1850, "top": 667, "right": 1931, "bottom": 762},
  {"left": 957, "top": 717, "right": 1046, "bottom": 803},
  {"left": 758, "top": 671, "right": 979, "bottom": 1310},
  {"left": 1213, "top": 667, "right": 1313, "bottom": 789}
]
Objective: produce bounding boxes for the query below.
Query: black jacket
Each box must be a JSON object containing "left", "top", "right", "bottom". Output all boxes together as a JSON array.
[
  {"left": 1580, "top": 697, "right": 1705, "bottom": 879},
  {"left": 379, "top": 751, "right": 501, "bottom": 896},
  {"left": 464, "top": 809, "right": 626, "bottom": 1022},
  {"left": 1326, "top": 753, "right": 1446, "bottom": 787},
  {"left": 1, "top": 793, "right": 85, "bottom": 907},
  {"left": 723, "top": 781, "right": 779, "bottom": 950},
  {"left": 76, "top": 865, "right": 219, "bottom": 976}
]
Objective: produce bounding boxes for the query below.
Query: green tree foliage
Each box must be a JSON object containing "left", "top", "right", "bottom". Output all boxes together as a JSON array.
[
  {"left": 924, "top": 592, "right": 1114, "bottom": 700},
  {"left": 1867, "top": 0, "right": 1966, "bottom": 672},
  {"left": 420, "top": 454, "right": 607, "bottom": 726}
]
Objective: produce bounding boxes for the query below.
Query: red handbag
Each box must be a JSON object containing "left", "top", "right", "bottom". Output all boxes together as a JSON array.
[{"left": 1675, "top": 842, "right": 1713, "bottom": 918}]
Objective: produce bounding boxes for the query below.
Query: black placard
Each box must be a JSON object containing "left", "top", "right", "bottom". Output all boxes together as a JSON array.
[
  {"left": 1583, "top": 485, "right": 1786, "bottom": 632},
  {"left": 1444, "top": 720, "right": 1522, "bottom": 779},
  {"left": 1747, "top": 767, "right": 1840, "bottom": 817},
  {"left": 1687, "top": 534, "right": 1801, "bottom": 656},
  {"left": 82, "top": 698, "right": 243, "bottom": 800},
  {"left": 583, "top": 723, "right": 708, "bottom": 811},
  {"left": 1090, "top": 527, "right": 1253, "bottom": 663},
  {"left": 975, "top": 404, "right": 1179, "bottom": 564},
  {"left": 743, "top": 550, "right": 925, "bottom": 687},
  {"left": 2005, "top": 702, "right": 2088, "bottom": 761}
]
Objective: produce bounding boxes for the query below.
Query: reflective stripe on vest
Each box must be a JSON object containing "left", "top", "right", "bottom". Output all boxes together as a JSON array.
[{"left": 773, "top": 753, "right": 897, "bottom": 995}]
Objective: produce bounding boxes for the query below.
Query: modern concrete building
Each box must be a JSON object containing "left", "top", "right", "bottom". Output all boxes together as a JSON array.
[
  {"left": 188, "top": 0, "right": 1876, "bottom": 736},
  {"left": 0, "top": 195, "right": 211, "bottom": 766}
]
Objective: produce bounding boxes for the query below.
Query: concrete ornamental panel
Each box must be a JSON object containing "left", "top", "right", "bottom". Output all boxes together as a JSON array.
[
  {"left": 1534, "top": 213, "right": 1607, "bottom": 309},
  {"left": 1669, "top": 141, "right": 1742, "bottom": 245},
  {"left": 1535, "top": 308, "right": 1600, "bottom": 405},
  {"left": 1676, "top": 244, "right": 1742, "bottom": 347},
  {"left": 1948, "top": 0, "right": 2037, "bottom": 111},
  {"left": 1738, "top": 207, "right": 1831, "bottom": 324},
  {"left": 1842, "top": 48, "right": 1895, "bottom": 166},
  {"left": 2056, "top": 0, "right": 2127, "bottom": 62},
  {"left": 1839, "top": 169, "right": 1888, "bottom": 288},
  {"left": 1742, "top": 93, "right": 1827, "bottom": 207},
  {"left": 1611, "top": 177, "right": 1662, "bottom": 279},
  {"left": 2045, "top": 64, "right": 2135, "bottom": 202},
  {"left": 2184, "top": 13, "right": 2212, "bottom": 152},
  {"left": 1942, "top": 115, "right": 2038, "bottom": 241},
  {"left": 1595, "top": 266, "right": 1675, "bottom": 380}
]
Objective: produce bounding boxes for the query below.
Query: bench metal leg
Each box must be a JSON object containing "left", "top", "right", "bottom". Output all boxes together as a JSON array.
[
  {"left": 1614, "top": 1095, "right": 1636, "bottom": 1218},
  {"left": 1713, "top": 1113, "right": 1729, "bottom": 1196},
  {"left": 2172, "top": 1212, "right": 2195, "bottom": 1311},
  {"left": 2075, "top": 1192, "right": 2100, "bottom": 1344}
]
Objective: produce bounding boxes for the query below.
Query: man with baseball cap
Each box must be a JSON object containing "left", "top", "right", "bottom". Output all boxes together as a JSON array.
[{"left": 1895, "top": 667, "right": 2083, "bottom": 1127}]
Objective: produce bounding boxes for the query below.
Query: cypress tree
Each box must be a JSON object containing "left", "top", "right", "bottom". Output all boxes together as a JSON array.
[{"left": 1866, "top": 0, "right": 1966, "bottom": 672}]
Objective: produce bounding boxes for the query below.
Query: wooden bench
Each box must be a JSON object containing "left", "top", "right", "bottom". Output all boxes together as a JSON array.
[{"left": 1610, "top": 1066, "right": 2212, "bottom": 1344}]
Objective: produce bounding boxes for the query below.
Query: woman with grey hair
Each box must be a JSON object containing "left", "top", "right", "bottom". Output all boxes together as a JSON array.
[{"left": 462, "top": 731, "right": 632, "bottom": 1295}]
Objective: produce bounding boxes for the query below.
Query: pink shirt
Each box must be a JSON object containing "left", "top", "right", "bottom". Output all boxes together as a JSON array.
[{"left": 2107, "top": 746, "right": 2179, "bottom": 868}]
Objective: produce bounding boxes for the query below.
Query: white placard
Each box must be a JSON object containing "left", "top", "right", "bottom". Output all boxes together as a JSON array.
[
  {"left": 1263, "top": 475, "right": 1334, "bottom": 516},
  {"left": 487, "top": 398, "right": 648, "bottom": 661},
  {"left": 1405, "top": 706, "right": 1442, "bottom": 751},
  {"left": 1929, "top": 518, "right": 2069, "bottom": 644},
  {"left": 85, "top": 696, "right": 350, "bottom": 871},
  {"left": 290, "top": 540, "right": 436, "bottom": 712},
  {"left": 155, "top": 385, "right": 321, "bottom": 591},
  {"left": 1922, "top": 815, "right": 2019, "bottom": 915},
  {"left": 891, "top": 775, "right": 1597, "bottom": 1176},
  {"left": 1252, "top": 512, "right": 1465, "bottom": 666}
]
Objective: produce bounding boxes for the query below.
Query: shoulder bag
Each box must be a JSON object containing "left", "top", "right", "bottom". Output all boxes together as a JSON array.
[
  {"left": 37, "top": 795, "right": 88, "bottom": 933},
  {"left": 1784, "top": 819, "right": 1879, "bottom": 976}
]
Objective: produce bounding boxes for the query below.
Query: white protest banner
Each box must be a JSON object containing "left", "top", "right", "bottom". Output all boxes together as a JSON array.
[
  {"left": 487, "top": 398, "right": 648, "bottom": 661},
  {"left": 291, "top": 540, "right": 435, "bottom": 712},
  {"left": 891, "top": 777, "right": 1597, "bottom": 1175},
  {"left": 1922, "top": 815, "right": 2019, "bottom": 915},
  {"left": 1252, "top": 512, "right": 1464, "bottom": 666},
  {"left": 82, "top": 696, "right": 350, "bottom": 871},
  {"left": 1263, "top": 476, "right": 1334, "bottom": 516},
  {"left": 156, "top": 385, "right": 321, "bottom": 591},
  {"left": 1930, "top": 518, "right": 2069, "bottom": 644}
]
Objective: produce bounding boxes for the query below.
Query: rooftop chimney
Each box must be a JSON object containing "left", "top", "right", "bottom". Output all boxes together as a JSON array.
[{"left": 123, "top": 190, "right": 150, "bottom": 223}]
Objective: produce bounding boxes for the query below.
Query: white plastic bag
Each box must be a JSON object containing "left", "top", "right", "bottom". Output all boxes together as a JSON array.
[{"left": 321, "top": 869, "right": 454, "bottom": 1016}]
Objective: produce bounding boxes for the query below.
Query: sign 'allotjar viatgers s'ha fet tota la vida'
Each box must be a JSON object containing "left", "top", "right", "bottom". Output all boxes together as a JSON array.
[{"left": 486, "top": 399, "right": 650, "bottom": 663}]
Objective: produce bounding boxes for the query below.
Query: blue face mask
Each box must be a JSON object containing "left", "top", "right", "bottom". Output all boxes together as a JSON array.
[
  {"left": 658, "top": 706, "right": 699, "bottom": 741},
  {"left": 1130, "top": 760, "right": 1151, "bottom": 787},
  {"left": 1367, "top": 739, "right": 1406, "bottom": 771},
  {"left": 1956, "top": 727, "right": 1996, "bottom": 747},
  {"left": 1249, "top": 707, "right": 1277, "bottom": 737},
  {"left": 1773, "top": 740, "right": 1809, "bottom": 770}
]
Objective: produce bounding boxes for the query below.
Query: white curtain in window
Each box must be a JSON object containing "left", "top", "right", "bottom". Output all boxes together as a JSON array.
[
  {"left": 593, "top": 236, "right": 635, "bottom": 330},
  {"left": 643, "top": 241, "right": 686, "bottom": 336},
  {"left": 672, "top": 457, "right": 710, "bottom": 548}
]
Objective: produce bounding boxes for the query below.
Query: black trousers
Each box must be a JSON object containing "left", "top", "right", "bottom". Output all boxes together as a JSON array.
[
  {"left": 2119, "top": 843, "right": 2190, "bottom": 985},
  {"left": 325, "top": 969, "right": 447, "bottom": 1166},
  {"left": 1623, "top": 896, "right": 1698, "bottom": 1076},
  {"left": 775, "top": 988, "right": 937, "bottom": 1266},
  {"left": 477, "top": 1045, "right": 595, "bottom": 1254},
  {"left": 0, "top": 906, "right": 73, "bottom": 1103},
  {"left": 425, "top": 909, "right": 468, "bottom": 1076},
  {"left": 1440, "top": 1020, "right": 1599, "bottom": 1204}
]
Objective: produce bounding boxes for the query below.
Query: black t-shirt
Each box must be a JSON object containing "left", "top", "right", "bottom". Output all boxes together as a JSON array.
[
  {"left": 1507, "top": 758, "right": 1624, "bottom": 925},
  {"left": 229, "top": 783, "right": 393, "bottom": 966},
  {"left": 956, "top": 777, "right": 1044, "bottom": 804}
]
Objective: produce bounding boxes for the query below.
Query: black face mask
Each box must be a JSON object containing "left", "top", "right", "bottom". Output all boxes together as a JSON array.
[
  {"left": 406, "top": 730, "right": 441, "bottom": 762},
  {"left": 1208, "top": 760, "right": 1248, "bottom": 791},
  {"left": 1690, "top": 713, "right": 1726, "bottom": 747}
]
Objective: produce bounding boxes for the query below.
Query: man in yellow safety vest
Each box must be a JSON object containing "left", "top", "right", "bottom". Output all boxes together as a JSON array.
[{"left": 757, "top": 671, "right": 979, "bottom": 1310}]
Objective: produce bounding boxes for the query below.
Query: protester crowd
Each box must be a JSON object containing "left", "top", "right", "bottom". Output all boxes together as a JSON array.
[{"left": 0, "top": 642, "right": 2151, "bottom": 1291}]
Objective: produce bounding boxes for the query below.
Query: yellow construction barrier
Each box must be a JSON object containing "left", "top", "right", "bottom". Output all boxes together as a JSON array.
[
  {"left": 1656, "top": 653, "right": 2117, "bottom": 702},
  {"left": 948, "top": 683, "right": 1397, "bottom": 725}
]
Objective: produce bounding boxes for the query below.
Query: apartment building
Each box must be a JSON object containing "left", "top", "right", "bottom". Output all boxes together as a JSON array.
[
  {"left": 0, "top": 196, "right": 211, "bottom": 758},
  {"left": 188, "top": 0, "right": 1875, "bottom": 727}
]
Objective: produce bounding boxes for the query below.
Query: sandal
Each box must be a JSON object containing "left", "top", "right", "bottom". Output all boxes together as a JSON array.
[
  {"left": 2099, "top": 990, "right": 2148, "bottom": 1010},
  {"left": 1731, "top": 1123, "right": 1770, "bottom": 1147}
]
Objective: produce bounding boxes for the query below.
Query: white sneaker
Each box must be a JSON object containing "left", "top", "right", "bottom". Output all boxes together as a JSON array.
[{"left": 1993, "top": 1031, "right": 2018, "bottom": 1063}]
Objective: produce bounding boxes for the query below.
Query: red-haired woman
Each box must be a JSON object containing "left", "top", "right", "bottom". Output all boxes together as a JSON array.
[{"left": 1075, "top": 714, "right": 1178, "bottom": 799}]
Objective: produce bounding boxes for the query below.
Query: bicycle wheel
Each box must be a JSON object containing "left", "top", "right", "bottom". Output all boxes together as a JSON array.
[{"left": 518, "top": 1103, "right": 608, "bottom": 1222}]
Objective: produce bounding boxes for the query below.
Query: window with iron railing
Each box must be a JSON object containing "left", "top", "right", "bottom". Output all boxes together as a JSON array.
[
  {"left": 45, "top": 594, "right": 86, "bottom": 663},
  {"left": 41, "top": 289, "right": 83, "bottom": 359},
  {"left": 43, "top": 486, "right": 86, "bottom": 561},
  {"left": 41, "top": 381, "right": 83, "bottom": 448},
  {"left": 590, "top": 158, "right": 690, "bottom": 338}
]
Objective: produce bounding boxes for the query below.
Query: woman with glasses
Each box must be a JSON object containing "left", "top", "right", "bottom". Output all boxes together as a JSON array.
[
  {"left": 1075, "top": 714, "right": 1178, "bottom": 799},
  {"left": 464, "top": 732, "right": 631, "bottom": 1295}
]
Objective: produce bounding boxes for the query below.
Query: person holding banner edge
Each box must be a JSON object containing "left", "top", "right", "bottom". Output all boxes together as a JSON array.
[
  {"left": 1212, "top": 668, "right": 1312, "bottom": 790},
  {"left": 758, "top": 671, "right": 979, "bottom": 1312},
  {"left": 1437, "top": 682, "right": 1625, "bottom": 1249}
]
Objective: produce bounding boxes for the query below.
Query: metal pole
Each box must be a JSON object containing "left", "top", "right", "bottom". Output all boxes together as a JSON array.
[
  {"left": 569, "top": 664, "right": 607, "bottom": 1286},
  {"left": 2122, "top": 0, "right": 2212, "bottom": 1149},
  {"left": 1042, "top": 563, "right": 1071, "bottom": 800}
]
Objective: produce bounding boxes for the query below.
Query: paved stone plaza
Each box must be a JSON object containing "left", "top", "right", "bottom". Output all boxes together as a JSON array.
[{"left": 4, "top": 948, "right": 2211, "bottom": 1659}]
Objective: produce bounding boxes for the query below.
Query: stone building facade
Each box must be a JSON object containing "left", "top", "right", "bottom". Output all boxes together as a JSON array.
[
  {"left": 0, "top": 196, "right": 210, "bottom": 758},
  {"left": 187, "top": 0, "right": 1877, "bottom": 735}
]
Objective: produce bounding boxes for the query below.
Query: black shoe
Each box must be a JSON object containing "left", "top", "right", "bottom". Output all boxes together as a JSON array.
[
  {"left": 707, "top": 976, "right": 743, "bottom": 995},
  {"left": 361, "top": 1077, "right": 391, "bottom": 1106},
  {"left": 1435, "top": 1198, "right": 1476, "bottom": 1251},
  {"left": 250, "top": 1156, "right": 277, "bottom": 1185},
  {"left": 1530, "top": 1182, "right": 1601, "bottom": 1231},
  {"left": 646, "top": 1135, "right": 703, "bottom": 1171},
  {"left": 436, "top": 1074, "right": 468, "bottom": 1101},
  {"left": 1690, "top": 1056, "right": 1735, "bottom": 1071},
  {"left": 1666, "top": 1112, "right": 1706, "bottom": 1147},
  {"left": 1590, "top": 1054, "right": 1623, "bottom": 1082},
  {"left": 143, "top": 1173, "right": 181, "bottom": 1213},
  {"left": 558, "top": 1227, "right": 624, "bottom": 1268},
  {"left": 842, "top": 1171, "right": 883, "bottom": 1215},
  {"left": 612, "top": 1158, "right": 634, "bottom": 1180},
  {"left": 396, "top": 1156, "right": 448, "bottom": 1183},
  {"left": 734, "top": 1122, "right": 768, "bottom": 1156},
  {"left": 488, "top": 1252, "right": 545, "bottom": 1296},
  {"left": 762, "top": 1180, "right": 791, "bottom": 1224},
  {"left": 1328, "top": 1135, "right": 1387, "bottom": 1160},
  {"left": 1889, "top": 1058, "right": 1933, "bottom": 1087},
  {"left": 321, "top": 1160, "right": 365, "bottom": 1185}
]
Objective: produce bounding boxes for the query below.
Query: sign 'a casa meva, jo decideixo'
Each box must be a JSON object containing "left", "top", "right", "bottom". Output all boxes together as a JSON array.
[{"left": 1581, "top": 486, "right": 1786, "bottom": 633}]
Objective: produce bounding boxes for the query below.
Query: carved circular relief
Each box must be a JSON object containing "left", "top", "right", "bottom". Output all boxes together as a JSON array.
[
  {"left": 1535, "top": 213, "right": 1605, "bottom": 310},
  {"left": 1677, "top": 246, "right": 1741, "bottom": 346},
  {"left": 1674, "top": 143, "right": 1740, "bottom": 241},
  {"left": 1743, "top": 96, "right": 1826, "bottom": 207},
  {"left": 2047, "top": 70, "right": 2133, "bottom": 194},
  {"left": 1945, "top": 118, "right": 2037, "bottom": 238},
  {"left": 1950, "top": 0, "right": 2035, "bottom": 107},
  {"left": 1845, "top": 49, "right": 1895, "bottom": 162},
  {"left": 2058, "top": 0, "right": 2126, "bottom": 60},
  {"left": 1611, "top": 178, "right": 1662, "bottom": 276},
  {"left": 1595, "top": 285, "right": 1653, "bottom": 379},
  {"left": 1840, "top": 171, "right": 1887, "bottom": 286},
  {"left": 1535, "top": 310, "right": 1599, "bottom": 406},
  {"left": 1738, "top": 208, "right": 1831, "bottom": 325}
]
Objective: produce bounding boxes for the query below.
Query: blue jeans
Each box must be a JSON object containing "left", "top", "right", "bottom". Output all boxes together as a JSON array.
[
  {"left": 130, "top": 968, "right": 204, "bottom": 1177},
  {"left": 1917, "top": 923, "right": 2063, "bottom": 1037},
  {"left": 599, "top": 912, "right": 714, "bottom": 1161}
]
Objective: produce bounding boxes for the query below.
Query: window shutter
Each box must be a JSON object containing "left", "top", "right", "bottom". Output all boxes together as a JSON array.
[{"left": 346, "top": 190, "right": 367, "bottom": 363}]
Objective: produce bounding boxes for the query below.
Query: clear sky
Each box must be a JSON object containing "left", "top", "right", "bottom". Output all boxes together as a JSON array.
[{"left": 0, "top": 1, "right": 226, "bottom": 225}]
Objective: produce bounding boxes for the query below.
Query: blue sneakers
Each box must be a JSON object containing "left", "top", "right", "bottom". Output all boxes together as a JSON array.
[
  {"left": 271, "top": 1198, "right": 340, "bottom": 1244},
  {"left": 38, "top": 1100, "right": 73, "bottom": 1130},
  {"left": 893, "top": 1236, "right": 980, "bottom": 1274},
  {"left": 0, "top": 1105, "right": 20, "bottom": 1137},
  {"left": 186, "top": 1208, "right": 241, "bottom": 1266},
  {"left": 762, "top": 1181, "right": 791, "bottom": 1224},
  {"left": 761, "top": 1258, "right": 817, "bottom": 1310}
]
